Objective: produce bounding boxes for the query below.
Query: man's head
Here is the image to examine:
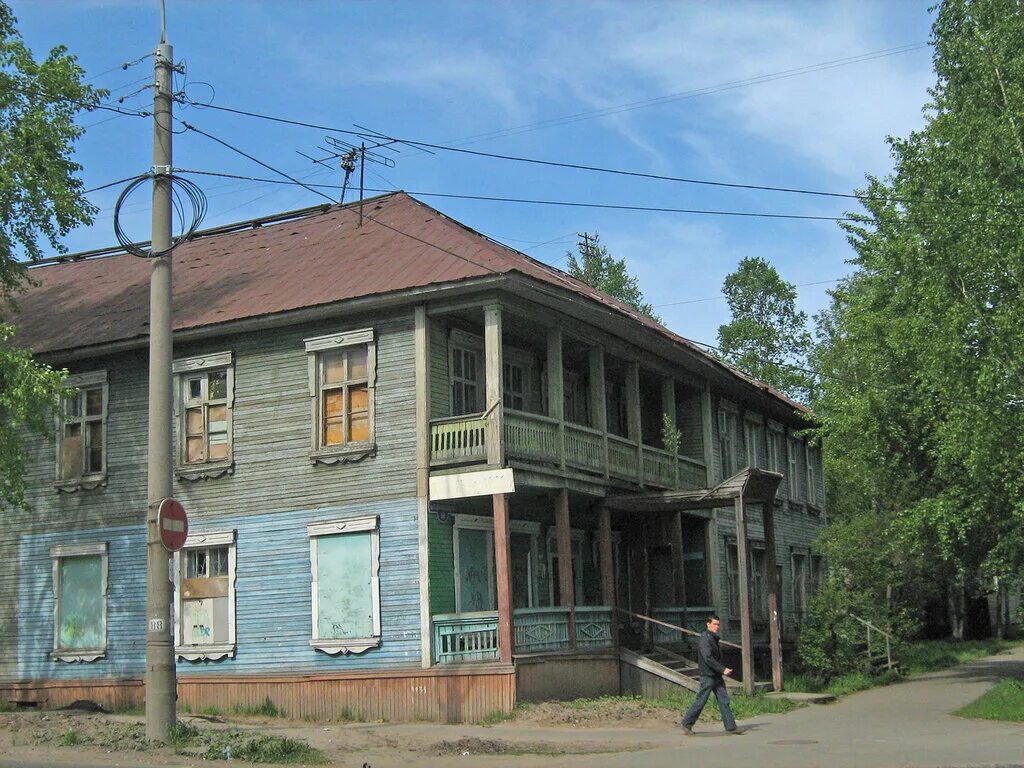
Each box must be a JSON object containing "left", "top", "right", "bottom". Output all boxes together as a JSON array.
[{"left": 706, "top": 615, "right": 722, "bottom": 634}]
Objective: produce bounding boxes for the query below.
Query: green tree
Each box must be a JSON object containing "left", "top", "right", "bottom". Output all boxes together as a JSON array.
[
  {"left": 0, "top": 1, "right": 102, "bottom": 509},
  {"left": 810, "top": 0, "right": 1024, "bottom": 639},
  {"left": 716, "top": 256, "right": 812, "bottom": 401},
  {"left": 566, "top": 232, "right": 659, "bottom": 321}
]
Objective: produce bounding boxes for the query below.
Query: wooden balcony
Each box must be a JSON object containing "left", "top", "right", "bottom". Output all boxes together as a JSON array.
[{"left": 429, "top": 409, "right": 707, "bottom": 490}]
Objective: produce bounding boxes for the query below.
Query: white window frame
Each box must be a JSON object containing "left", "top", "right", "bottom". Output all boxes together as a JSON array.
[
  {"left": 305, "top": 328, "right": 377, "bottom": 464},
  {"left": 767, "top": 422, "right": 785, "bottom": 475},
  {"left": 806, "top": 442, "right": 821, "bottom": 509},
  {"left": 50, "top": 542, "right": 108, "bottom": 662},
  {"left": 173, "top": 530, "right": 237, "bottom": 660},
  {"left": 787, "top": 434, "right": 802, "bottom": 501},
  {"left": 452, "top": 514, "right": 543, "bottom": 611},
  {"left": 172, "top": 352, "right": 235, "bottom": 480},
  {"left": 55, "top": 370, "right": 108, "bottom": 492},
  {"left": 307, "top": 516, "right": 381, "bottom": 655},
  {"left": 743, "top": 414, "right": 765, "bottom": 469}
]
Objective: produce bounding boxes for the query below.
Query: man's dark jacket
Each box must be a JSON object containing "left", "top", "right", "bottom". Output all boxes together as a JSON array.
[{"left": 696, "top": 628, "right": 726, "bottom": 678}]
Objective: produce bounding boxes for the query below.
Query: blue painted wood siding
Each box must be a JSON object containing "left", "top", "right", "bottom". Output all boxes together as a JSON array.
[{"left": 16, "top": 498, "right": 421, "bottom": 679}]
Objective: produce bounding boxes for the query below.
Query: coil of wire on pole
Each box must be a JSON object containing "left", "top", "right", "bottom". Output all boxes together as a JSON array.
[{"left": 113, "top": 172, "right": 208, "bottom": 258}]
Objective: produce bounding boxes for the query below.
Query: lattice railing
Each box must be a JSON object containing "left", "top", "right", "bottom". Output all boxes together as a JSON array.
[
  {"left": 512, "top": 607, "right": 570, "bottom": 653},
  {"left": 575, "top": 606, "right": 614, "bottom": 649},
  {"left": 432, "top": 611, "right": 500, "bottom": 664}
]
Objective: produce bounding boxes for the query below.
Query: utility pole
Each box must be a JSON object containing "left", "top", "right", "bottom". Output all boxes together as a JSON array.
[{"left": 144, "top": 18, "right": 176, "bottom": 741}]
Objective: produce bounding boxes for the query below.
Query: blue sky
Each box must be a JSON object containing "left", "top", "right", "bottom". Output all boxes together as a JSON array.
[{"left": 11, "top": 0, "right": 936, "bottom": 347}]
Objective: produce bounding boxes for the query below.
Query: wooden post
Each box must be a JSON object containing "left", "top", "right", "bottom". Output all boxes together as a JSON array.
[
  {"left": 734, "top": 496, "right": 755, "bottom": 694},
  {"left": 597, "top": 504, "right": 618, "bottom": 647},
  {"left": 547, "top": 327, "right": 565, "bottom": 470},
  {"left": 484, "top": 304, "right": 504, "bottom": 466},
  {"left": 669, "top": 511, "right": 687, "bottom": 625},
  {"left": 626, "top": 361, "right": 643, "bottom": 486},
  {"left": 762, "top": 503, "right": 783, "bottom": 691},
  {"left": 588, "top": 346, "right": 608, "bottom": 480},
  {"left": 640, "top": 517, "right": 652, "bottom": 649},
  {"left": 414, "top": 306, "right": 433, "bottom": 668},
  {"left": 492, "top": 492, "right": 514, "bottom": 663},
  {"left": 555, "top": 488, "right": 576, "bottom": 648}
]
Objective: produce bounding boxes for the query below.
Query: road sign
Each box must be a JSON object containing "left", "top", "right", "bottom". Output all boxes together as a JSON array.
[{"left": 157, "top": 498, "right": 188, "bottom": 552}]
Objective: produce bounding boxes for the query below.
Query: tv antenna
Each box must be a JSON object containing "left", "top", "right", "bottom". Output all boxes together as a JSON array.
[{"left": 298, "top": 134, "right": 398, "bottom": 224}]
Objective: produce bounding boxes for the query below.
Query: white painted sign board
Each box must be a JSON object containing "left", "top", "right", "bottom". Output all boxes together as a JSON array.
[{"left": 429, "top": 468, "right": 515, "bottom": 501}]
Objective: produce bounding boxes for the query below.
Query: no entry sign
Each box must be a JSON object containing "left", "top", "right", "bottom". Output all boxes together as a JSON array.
[{"left": 157, "top": 498, "right": 189, "bottom": 552}]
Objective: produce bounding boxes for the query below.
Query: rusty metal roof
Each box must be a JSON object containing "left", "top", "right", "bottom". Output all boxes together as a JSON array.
[{"left": 7, "top": 191, "right": 809, "bottom": 414}]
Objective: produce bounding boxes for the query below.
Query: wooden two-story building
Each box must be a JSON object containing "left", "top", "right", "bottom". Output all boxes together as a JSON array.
[{"left": 1, "top": 192, "right": 826, "bottom": 721}]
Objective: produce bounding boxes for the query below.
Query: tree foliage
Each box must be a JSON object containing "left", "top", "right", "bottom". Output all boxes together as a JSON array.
[
  {"left": 810, "top": 0, "right": 1024, "bottom": 638},
  {"left": 566, "top": 232, "right": 659, "bottom": 321},
  {"left": 0, "top": 1, "right": 101, "bottom": 509},
  {"left": 716, "top": 256, "right": 812, "bottom": 401}
]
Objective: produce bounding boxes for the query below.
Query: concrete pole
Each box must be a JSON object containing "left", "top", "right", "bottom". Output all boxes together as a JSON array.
[{"left": 145, "top": 38, "right": 176, "bottom": 742}]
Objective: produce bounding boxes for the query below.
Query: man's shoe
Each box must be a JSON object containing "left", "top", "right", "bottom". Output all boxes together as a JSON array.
[
  {"left": 681, "top": 725, "right": 694, "bottom": 736},
  {"left": 725, "top": 728, "right": 744, "bottom": 735}
]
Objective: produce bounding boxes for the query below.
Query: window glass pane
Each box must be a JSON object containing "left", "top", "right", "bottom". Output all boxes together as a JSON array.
[
  {"left": 210, "top": 547, "right": 229, "bottom": 577},
  {"left": 324, "top": 419, "right": 344, "bottom": 446},
  {"left": 457, "top": 528, "right": 493, "bottom": 612},
  {"left": 186, "top": 408, "right": 204, "bottom": 436},
  {"left": 349, "top": 385, "right": 368, "bottom": 412},
  {"left": 349, "top": 413, "right": 369, "bottom": 443},
  {"left": 65, "top": 393, "right": 82, "bottom": 419},
  {"left": 208, "top": 404, "right": 228, "bottom": 429},
  {"left": 208, "top": 370, "right": 227, "bottom": 400},
  {"left": 58, "top": 555, "right": 103, "bottom": 649},
  {"left": 87, "top": 421, "right": 103, "bottom": 473},
  {"left": 316, "top": 532, "right": 373, "bottom": 639},
  {"left": 208, "top": 438, "right": 229, "bottom": 461},
  {"left": 85, "top": 387, "right": 103, "bottom": 416},
  {"left": 62, "top": 423, "right": 82, "bottom": 479},
  {"left": 323, "top": 390, "right": 344, "bottom": 418},
  {"left": 348, "top": 346, "right": 367, "bottom": 380},
  {"left": 187, "top": 549, "right": 207, "bottom": 578},
  {"left": 453, "top": 350, "right": 463, "bottom": 378},
  {"left": 322, "top": 351, "right": 345, "bottom": 385},
  {"left": 188, "top": 378, "right": 202, "bottom": 400}
]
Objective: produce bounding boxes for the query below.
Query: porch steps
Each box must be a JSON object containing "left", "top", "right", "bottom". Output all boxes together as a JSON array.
[{"left": 620, "top": 646, "right": 744, "bottom": 695}]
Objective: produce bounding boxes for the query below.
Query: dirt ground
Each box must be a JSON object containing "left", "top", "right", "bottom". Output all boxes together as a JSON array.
[{"left": 0, "top": 699, "right": 685, "bottom": 767}]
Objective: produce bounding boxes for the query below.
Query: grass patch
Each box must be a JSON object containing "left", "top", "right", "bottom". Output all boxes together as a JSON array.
[
  {"left": 58, "top": 727, "right": 80, "bottom": 747},
  {"left": 0, "top": 700, "right": 15, "bottom": 713},
  {"left": 901, "top": 639, "right": 1016, "bottom": 675},
  {"left": 787, "top": 669, "right": 902, "bottom": 697},
  {"left": 955, "top": 679, "right": 1024, "bottom": 722},
  {"left": 111, "top": 703, "right": 145, "bottom": 716},
  {"left": 233, "top": 696, "right": 285, "bottom": 718}
]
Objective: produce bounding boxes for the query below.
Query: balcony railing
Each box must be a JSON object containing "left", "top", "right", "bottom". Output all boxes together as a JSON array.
[
  {"left": 432, "top": 611, "right": 500, "bottom": 663},
  {"left": 430, "top": 409, "right": 707, "bottom": 489}
]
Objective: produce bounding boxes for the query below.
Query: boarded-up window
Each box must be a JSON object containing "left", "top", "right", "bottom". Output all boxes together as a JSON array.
[
  {"left": 305, "top": 329, "right": 376, "bottom": 458},
  {"left": 50, "top": 542, "right": 107, "bottom": 661},
  {"left": 173, "top": 352, "right": 234, "bottom": 472},
  {"left": 308, "top": 517, "right": 381, "bottom": 654},
  {"left": 58, "top": 372, "right": 107, "bottom": 483},
  {"left": 174, "top": 531, "right": 237, "bottom": 659}
]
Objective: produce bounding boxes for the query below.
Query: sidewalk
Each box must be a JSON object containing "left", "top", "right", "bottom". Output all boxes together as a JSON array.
[{"left": 1, "top": 645, "right": 1021, "bottom": 767}]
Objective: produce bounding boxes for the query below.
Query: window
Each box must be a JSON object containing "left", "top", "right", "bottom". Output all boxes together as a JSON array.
[
  {"left": 718, "top": 404, "right": 738, "bottom": 480},
  {"left": 744, "top": 417, "right": 765, "bottom": 469},
  {"left": 50, "top": 543, "right": 107, "bottom": 662},
  {"left": 503, "top": 361, "right": 525, "bottom": 410},
  {"left": 453, "top": 515, "right": 543, "bottom": 611},
  {"left": 606, "top": 380, "right": 627, "bottom": 437},
  {"left": 810, "top": 555, "right": 825, "bottom": 596},
  {"left": 56, "top": 371, "right": 107, "bottom": 490},
  {"left": 767, "top": 424, "right": 785, "bottom": 475},
  {"left": 563, "top": 370, "right": 590, "bottom": 426},
  {"left": 727, "top": 540, "right": 767, "bottom": 624},
  {"left": 308, "top": 516, "right": 381, "bottom": 654},
  {"left": 792, "top": 552, "right": 808, "bottom": 620},
  {"left": 173, "top": 531, "right": 236, "bottom": 660},
  {"left": 173, "top": 352, "right": 234, "bottom": 478},
  {"left": 806, "top": 443, "right": 821, "bottom": 508},
  {"left": 451, "top": 346, "right": 481, "bottom": 415},
  {"left": 788, "top": 436, "right": 803, "bottom": 500},
  {"left": 305, "top": 329, "right": 376, "bottom": 462},
  {"left": 726, "top": 541, "right": 739, "bottom": 620}
]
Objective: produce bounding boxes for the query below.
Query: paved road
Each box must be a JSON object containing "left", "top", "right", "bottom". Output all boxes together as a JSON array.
[{"left": 2, "top": 646, "right": 1022, "bottom": 768}]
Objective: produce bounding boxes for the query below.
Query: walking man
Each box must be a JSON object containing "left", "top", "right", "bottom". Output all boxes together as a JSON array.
[{"left": 681, "top": 615, "right": 742, "bottom": 735}]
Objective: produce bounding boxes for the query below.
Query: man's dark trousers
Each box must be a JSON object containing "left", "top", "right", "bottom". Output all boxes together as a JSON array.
[{"left": 682, "top": 675, "right": 737, "bottom": 731}]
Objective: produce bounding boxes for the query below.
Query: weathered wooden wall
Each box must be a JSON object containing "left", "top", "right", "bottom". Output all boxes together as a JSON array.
[{"left": 516, "top": 653, "right": 619, "bottom": 702}]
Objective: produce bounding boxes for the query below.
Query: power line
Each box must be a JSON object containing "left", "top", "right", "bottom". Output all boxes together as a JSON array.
[
  {"left": 176, "top": 120, "right": 336, "bottom": 204},
  {"left": 84, "top": 52, "right": 153, "bottom": 83},
  {"left": 653, "top": 279, "right": 842, "bottom": 308},
  {"left": 174, "top": 99, "right": 1018, "bottom": 213}
]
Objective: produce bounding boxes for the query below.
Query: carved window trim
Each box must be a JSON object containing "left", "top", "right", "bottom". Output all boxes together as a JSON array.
[
  {"left": 173, "top": 352, "right": 235, "bottom": 481},
  {"left": 172, "top": 529, "right": 237, "bottom": 661},
  {"left": 54, "top": 370, "right": 108, "bottom": 492}
]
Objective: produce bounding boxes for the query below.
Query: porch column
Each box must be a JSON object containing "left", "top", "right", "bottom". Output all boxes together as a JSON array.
[
  {"left": 414, "top": 305, "right": 433, "bottom": 668},
  {"left": 555, "top": 488, "right": 576, "bottom": 648},
  {"left": 588, "top": 346, "right": 609, "bottom": 480},
  {"left": 763, "top": 503, "right": 783, "bottom": 691},
  {"left": 484, "top": 304, "right": 504, "bottom": 466},
  {"left": 734, "top": 496, "right": 755, "bottom": 694},
  {"left": 668, "top": 512, "right": 687, "bottom": 623},
  {"left": 547, "top": 327, "right": 565, "bottom": 470},
  {"left": 597, "top": 503, "right": 618, "bottom": 646},
  {"left": 492, "top": 493, "right": 514, "bottom": 663},
  {"left": 640, "top": 516, "right": 652, "bottom": 648},
  {"left": 626, "top": 361, "right": 643, "bottom": 486}
]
